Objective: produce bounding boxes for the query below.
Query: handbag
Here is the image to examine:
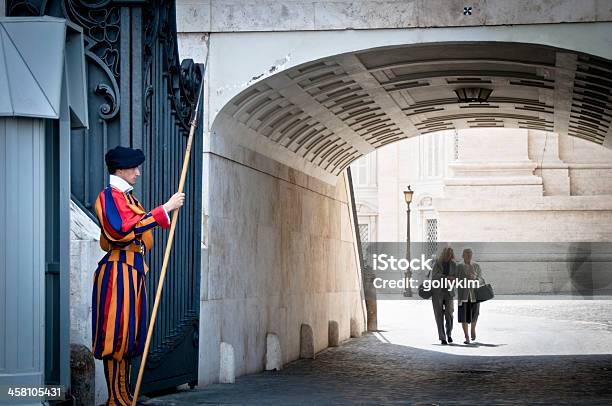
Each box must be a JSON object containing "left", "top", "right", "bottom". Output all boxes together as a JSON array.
[
  {"left": 418, "top": 271, "right": 432, "bottom": 299},
  {"left": 475, "top": 283, "right": 494, "bottom": 302}
]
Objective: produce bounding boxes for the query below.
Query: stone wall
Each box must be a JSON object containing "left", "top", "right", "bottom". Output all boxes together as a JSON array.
[
  {"left": 436, "top": 129, "right": 612, "bottom": 242},
  {"left": 177, "top": 0, "right": 612, "bottom": 33},
  {"left": 436, "top": 198, "right": 612, "bottom": 242},
  {"left": 69, "top": 201, "right": 107, "bottom": 405},
  {"left": 199, "top": 129, "right": 366, "bottom": 385},
  {"left": 179, "top": 22, "right": 612, "bottom": 128},
  {"left": 559, "top": 134, "right": 612, "bottom": 196}
]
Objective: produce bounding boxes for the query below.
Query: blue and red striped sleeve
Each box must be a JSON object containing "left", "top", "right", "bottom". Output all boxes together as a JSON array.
[{"left": 95, "top": 187, "right": 170, "bottom": 244}]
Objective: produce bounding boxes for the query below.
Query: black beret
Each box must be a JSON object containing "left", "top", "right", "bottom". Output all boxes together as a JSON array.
[{"left": 105, "top": 146, "right": 145, "bottom": 172}]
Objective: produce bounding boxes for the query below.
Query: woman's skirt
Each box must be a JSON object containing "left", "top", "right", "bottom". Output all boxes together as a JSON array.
[
  {"left": 92, "top": 250, "right": 148, "bottom": 360},
  {"left": 458, "top": 300, "right": 480, "bottom": 324}
]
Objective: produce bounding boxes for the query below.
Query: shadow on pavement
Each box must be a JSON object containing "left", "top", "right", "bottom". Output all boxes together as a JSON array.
[{"left": 144, "top": 333, "right": 612, "bottom": 405}]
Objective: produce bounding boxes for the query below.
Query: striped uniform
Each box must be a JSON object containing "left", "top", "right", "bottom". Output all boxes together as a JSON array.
[{"left": 92, "top": 184, "right": 170, "bottom": 405}]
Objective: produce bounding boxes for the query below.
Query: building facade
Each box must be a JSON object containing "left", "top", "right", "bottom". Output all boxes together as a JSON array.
[{"left": 351, "top": 128, "right": 612, "bottom": 244}]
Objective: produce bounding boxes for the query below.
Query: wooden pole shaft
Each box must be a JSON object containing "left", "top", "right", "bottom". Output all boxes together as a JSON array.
[{"left": 131, "top": 112, "right": 199, "bottom": 405}]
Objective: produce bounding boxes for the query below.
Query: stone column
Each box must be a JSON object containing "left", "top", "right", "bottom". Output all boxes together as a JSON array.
[
  {"left": 528, "top": 130, "right": 570, "bottom": 196},
  {"left": 444, "top": 128, "right": 543, "bottom": 199}
]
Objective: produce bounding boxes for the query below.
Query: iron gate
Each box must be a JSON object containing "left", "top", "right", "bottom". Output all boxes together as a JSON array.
[{"left": 8, "top": 0, "right": 203, "bottom": 393}]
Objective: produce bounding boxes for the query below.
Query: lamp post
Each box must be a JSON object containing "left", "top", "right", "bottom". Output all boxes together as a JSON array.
[{"left": 403, "top": 186, "right": 414, "bottom": 297}]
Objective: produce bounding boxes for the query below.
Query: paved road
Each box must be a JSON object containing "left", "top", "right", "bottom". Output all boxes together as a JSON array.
[
  {"left": 146, "top": 299, "right": 612, "bottom": 405},
  {"left": 376, "top": 299, "right": 612, "bottom": 356}
]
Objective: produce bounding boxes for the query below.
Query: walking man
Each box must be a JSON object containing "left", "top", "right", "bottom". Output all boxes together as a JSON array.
[
  {"left": 92, "top": 146, "right": 185, "bottom": 405},
  {"left": 430, "top": 247, "right": 457, "bottom": 345}
]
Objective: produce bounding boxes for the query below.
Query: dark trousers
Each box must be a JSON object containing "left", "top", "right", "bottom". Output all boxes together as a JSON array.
[{"left": 432, "top": 293, "right": 454, "bottom": 341}]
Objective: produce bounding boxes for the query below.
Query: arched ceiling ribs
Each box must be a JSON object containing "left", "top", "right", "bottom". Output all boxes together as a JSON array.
[{"left": 214, "top": 42, "right": 612, "bottom": 181}]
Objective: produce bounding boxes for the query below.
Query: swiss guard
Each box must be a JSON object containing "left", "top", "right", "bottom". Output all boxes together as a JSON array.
[{"left": 92, "top": 146, "right": 185, "bottom": 405}]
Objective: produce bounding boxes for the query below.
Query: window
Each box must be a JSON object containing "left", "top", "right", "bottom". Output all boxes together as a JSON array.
[
  {"left": 351, "top": 153, "right": 376, "bottom": 186},
  {"left": 425, "top": 218, "right": 438, "bottom": 258},
  {"left": 358, "top": 223, "right": 370, "bottom": 254},
  {"left": 453, "top": 129, "right": 459, "bottom": 160},
  {"left": 358, "top": 224, "right": 369, "bottom": 244}
]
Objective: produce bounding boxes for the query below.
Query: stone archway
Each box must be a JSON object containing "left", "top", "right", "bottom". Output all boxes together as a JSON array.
[
  {"left": 211, "top": 41, "right": 612, "bottom": 184},
  {"left": 199, "top": 36, "right": 612, "bottom": 386}
]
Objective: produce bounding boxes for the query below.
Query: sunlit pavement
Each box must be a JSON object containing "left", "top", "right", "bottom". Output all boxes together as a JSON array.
[
  {"left": 376, "top": 298, "right": 612, "bottom": 356},
  {"left": 146, "top": 298, "right": 612, "bottom": 405}
]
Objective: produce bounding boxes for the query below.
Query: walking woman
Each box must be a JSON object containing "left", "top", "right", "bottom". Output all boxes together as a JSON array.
[
  {"left": 456, "top": 248, "right": 485, "bottom": 344},
  {"left": 431, "top": 247, "right": 457, "bottom": 345}
]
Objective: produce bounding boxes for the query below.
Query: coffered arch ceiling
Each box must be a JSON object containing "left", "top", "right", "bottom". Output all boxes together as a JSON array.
[{"left": 213, "top": 42, "right": 612, "bottom": 179}]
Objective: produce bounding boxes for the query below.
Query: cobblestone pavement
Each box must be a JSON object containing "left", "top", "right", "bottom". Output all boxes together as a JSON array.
[{"left": 146, "top": 300, "right": 612, "bottom": 405}]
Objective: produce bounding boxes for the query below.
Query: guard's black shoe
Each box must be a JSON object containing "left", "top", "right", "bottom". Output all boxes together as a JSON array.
[
  {"left": 441, "top": 340, "right": 448, "bottom": 345},
  {"left": 447, "top": 336, "right": 453, "bottom": 343}
]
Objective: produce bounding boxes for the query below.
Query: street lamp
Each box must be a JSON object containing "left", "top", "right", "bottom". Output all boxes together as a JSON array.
[{"left": 403, "top": 186, "right": 414, "bottom": 297}]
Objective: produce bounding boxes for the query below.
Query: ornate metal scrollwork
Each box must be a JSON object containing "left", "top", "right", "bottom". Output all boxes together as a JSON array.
[
  {"left": 62, "top": 1, "right": 120, "bottom": 78},
  {"left": 61, "top": 0, "right": 121, "bottom": 120},
  {"left": 7, "top": 0, "right": 47, "bottom": 15},
  {"left": 142, "top": 0, "right": 202, "bottom": 132},
  {"left": 94, "top": 83, "right": 119, "bottom": 119}
]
